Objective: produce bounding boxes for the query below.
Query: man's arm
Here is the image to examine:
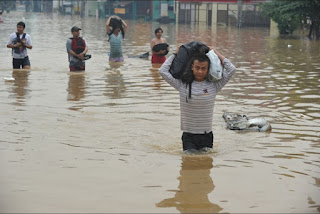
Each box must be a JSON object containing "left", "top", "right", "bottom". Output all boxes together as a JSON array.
[
  {"left": 7, "top": 34, "right": 16, "bottom": 48},
  {"left": 66, "top": 39, "right": 79, "bottom": 60},
  {"left": 106, "top": 16, "right": 112, "bottom": 34},
  {"left": 24, "top": 44, "right": 32, "bottom": 49},
  {"left": 151, "top": 42, "right": 166, "bottom": 55},
  {"left": 23, "top": 34, "right": 32, "bottom": 49},
  {"left": 7, "top": 44, "right": 18, "bottom": 48},
  {"left": 212, "top": 48, "right": 236, "bottom": 92},
  {"left": 121, "top": 19, "right": 127, "bottom": 33},
  {"left": 212, "top": 47, "right": 224, "bottom": 61},
  {"left": 78, "top": 44, "right": 88, "bottom": 61},
  {"left": 152, "top": 39, "right": 168, "bottom": 55},
  {"left": 150, "top": 39, "right": 155, "bottom": 53},
  {"left": 159, "top": 54, "right": 182, "bottom": 90}
]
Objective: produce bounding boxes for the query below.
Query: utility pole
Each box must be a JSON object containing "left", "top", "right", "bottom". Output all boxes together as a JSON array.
[
  {"left": 71, "top": 0, "right": 74, "bottom": 16},
  {"left": 237, "top": 0, "right": 242, "bottom": 28},
  {"left": 80, "top": 0, "right": 85, "bottom": 18}
]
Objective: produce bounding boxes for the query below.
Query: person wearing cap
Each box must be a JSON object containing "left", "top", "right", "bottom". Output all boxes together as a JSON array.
[
  {"left": 66, "top": 26, "right": 88, "bottom": 71},
  {"left": 7, "top": 21, "right": 33, "bottom": 69}
]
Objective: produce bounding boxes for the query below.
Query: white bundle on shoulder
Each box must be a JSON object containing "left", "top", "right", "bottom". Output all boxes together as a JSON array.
[{"left": 206, "top": 50, "right": 223, "bottom": 82}]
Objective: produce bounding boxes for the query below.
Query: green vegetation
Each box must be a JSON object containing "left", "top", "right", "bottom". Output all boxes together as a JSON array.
[{"left": 260, "top": 0, "right": 320, "bottom": 39}]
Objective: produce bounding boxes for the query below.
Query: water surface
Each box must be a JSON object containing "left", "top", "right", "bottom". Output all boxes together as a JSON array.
[{"left": 0, "top": 12, "right": 319, "bottom": 213}]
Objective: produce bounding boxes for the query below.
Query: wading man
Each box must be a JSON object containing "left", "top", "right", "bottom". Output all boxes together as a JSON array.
[
  {"left": 159, "top": 46, "right": 236, "bottom": 151},
  {"left": 7, "top": 21, "right": 33, "bottom": 69},
  {"left": 66, "top": 26, "right": 88, "bottom": 71},
  {"left": 150, "top": 27, "right": 168, "bottom": 64}
]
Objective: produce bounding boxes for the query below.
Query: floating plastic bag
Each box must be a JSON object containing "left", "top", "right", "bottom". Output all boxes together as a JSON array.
[{"left": 206, "top": 50, "right": 223, "bottom": 81}]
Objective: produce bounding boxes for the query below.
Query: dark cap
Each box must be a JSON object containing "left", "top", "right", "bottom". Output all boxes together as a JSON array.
[{"left": 71, "top": 26, "right": 81, "bottom": 32}]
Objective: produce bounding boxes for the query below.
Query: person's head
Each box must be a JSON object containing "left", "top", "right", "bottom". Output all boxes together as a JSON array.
[
  {"left": 16, "top": 21, "right": 25, "bottom": 34},
  {"left": 155, "top": 27, "right": 163, "bottom": 39},
  {"left": 71, "top": 26, "right": 81, "bottom": 38},
  {"left": 191, "top": 54, "right": 210, "bottom": 82},
  {"left": 182, "top": 53, "right": 210, "bottom": 83},
  {"left": 108, "top": 23, "right": 125, "bottom": 42},
  {"left": 114, "top": 25, "right": 121, "bottom": 33}
]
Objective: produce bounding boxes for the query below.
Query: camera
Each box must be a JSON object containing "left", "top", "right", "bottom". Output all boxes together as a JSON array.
[{"left": 84, "top": 54, "right": 91, "bottom": 60}]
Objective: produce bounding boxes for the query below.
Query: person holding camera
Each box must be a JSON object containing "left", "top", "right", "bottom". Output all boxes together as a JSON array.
[
  {"left": 7, "top": 21, "right": 33, "bottom": 69},
  {"left": 66, "top": 26, "right": 89, "bottom": 72}
]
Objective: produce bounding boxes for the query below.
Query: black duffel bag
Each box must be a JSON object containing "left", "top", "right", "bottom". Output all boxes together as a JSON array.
[
  {"left": 152, "top": 43, "right": 169, "bottom": 56},
  {"left": 169, "top": 41, "right": 209, "bottom": 79},
  {"left": 109, "top": 17, "right": 122, "bottom": 29}
]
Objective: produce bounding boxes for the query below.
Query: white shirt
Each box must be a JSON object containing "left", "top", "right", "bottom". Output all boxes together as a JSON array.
[{"left": 7, "top": 32, "right": 32, "bottom": 59}]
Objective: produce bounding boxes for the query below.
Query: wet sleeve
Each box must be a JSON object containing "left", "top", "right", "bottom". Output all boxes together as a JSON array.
[
  {"left": 159, "top": 55, "right": 182, "bottom": 90},
  {"left": 26, "top": 34, "right": 32, "bottom": 47},
  {"left": 66, "top": 39, "right": 71, "bottom": 53},
  {"left": 213, "top": 58, "right": 236, "bottom": 92},
  {"left": 7, "top": 34, "right": 14, "bottom": 45},
  {"left": 83, "top": 38, "right": 88, "bottom": 48}
]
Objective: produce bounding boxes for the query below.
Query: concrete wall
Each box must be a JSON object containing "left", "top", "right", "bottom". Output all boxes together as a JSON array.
[
  {"left": 198, "top": 4, "right": 206, "bottom": 22},
  {"left": 87, "top": 1, "right": 98, "bottom": 17},
  {"left": 176, "top": 1, "right": 269, "bottom": 27}
]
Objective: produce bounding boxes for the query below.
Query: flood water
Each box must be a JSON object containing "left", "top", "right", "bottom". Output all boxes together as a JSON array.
[{"left": 0, "top": 12, "right": 319, "bottom": 213}]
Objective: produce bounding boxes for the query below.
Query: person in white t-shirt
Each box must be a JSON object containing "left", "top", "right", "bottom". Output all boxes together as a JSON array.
[{"left": 7, "top": 21, "right": 33, "bottom": 69}]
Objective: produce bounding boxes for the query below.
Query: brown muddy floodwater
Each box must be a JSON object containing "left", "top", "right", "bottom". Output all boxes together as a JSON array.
[{"left": 0, "top": 12, "right": 319, "bottom": 213}]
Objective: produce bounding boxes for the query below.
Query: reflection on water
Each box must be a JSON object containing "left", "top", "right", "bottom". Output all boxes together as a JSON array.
[
  {"left": 104, "top": 62, "right": 126, "bottom": 99},
  {"left": 149, "top": 63, "right": 162, "bottom": 90},
  {"left": 157, "top": 155, "right": 222, "bottom": 213},
  {"left": 10, "top": 70, "right": 30, "bottom": 106},
  {"left": 67, "top": 72, "right": 86, "bottom": 101}
]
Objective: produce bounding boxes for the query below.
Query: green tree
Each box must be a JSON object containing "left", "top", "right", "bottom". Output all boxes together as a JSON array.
[{"left": 260, "top": 0, "right": 320, "bottom": 40}]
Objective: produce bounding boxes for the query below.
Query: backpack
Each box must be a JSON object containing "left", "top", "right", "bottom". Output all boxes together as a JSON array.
[
  {"left": 13, "top": 32, "right": 26, "bottom": 54},
  {"left": 70, "top": 37, "right": 86, "bottom": 54}
]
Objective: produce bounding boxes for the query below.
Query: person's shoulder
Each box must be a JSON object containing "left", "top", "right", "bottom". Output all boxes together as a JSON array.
[
  {"left": 9, "top": 32, "right": 16, "bottom": 37},
  {"left": 66, "top": 38, "right": 72, "bottom": 44},
  {"left": 82, "top": 37, "right": 87, "bottom": 43}
]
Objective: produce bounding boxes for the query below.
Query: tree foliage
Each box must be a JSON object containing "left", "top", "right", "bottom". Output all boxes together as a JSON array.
[{"left": 260, "top": 0, "right": 320, "bottom": 39}]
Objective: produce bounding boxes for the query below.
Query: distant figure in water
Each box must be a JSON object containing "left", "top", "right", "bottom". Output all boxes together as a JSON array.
[
  {"left": 150, "top": 27, "right": 168, "bottom": 64},
  {"left": 0, "top": 12, "right": 3, "bottom": 23},
  {"left": 7, "top": 21, "right": 33, "bottom": 69},
  {"left": 106, "top": 15, "right": 127, "bottom": 62},
  {"left": 66, "top": 26, "right": 88, "bottom": 72}
]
